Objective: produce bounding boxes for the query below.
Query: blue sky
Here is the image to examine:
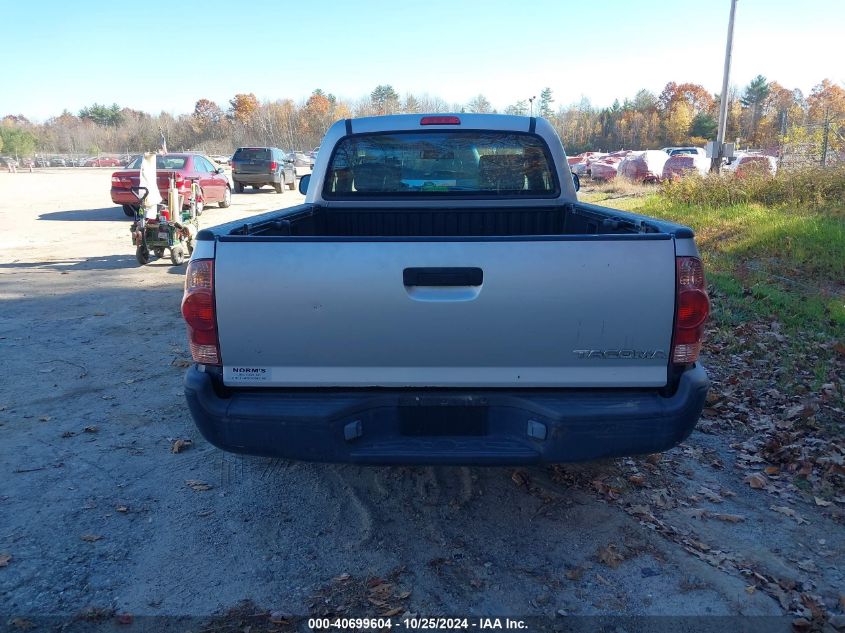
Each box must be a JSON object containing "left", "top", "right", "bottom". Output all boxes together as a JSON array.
[{"left": 3, "top": 0, "right": 843, "bottom": 120}]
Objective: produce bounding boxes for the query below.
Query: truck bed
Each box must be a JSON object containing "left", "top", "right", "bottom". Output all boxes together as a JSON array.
[{"left": 198, "top": 202, "right": 693, "bottom": 240}]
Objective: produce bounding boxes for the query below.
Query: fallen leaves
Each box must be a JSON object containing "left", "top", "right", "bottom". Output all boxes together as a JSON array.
[
  {"left": 80, "top": 534, "right": 103, "bottom": 542},
  {"left": 186, "top": 480, "right": 212, "bottom": 492},
  {"left": 83, "top": 425, "right": 99, "bottom": 434},
  {"left": 115, "top": 505, "right": 129, "bottom": 513},
  {"left": 0, "top": 553, "right": 11, "bottom": 567},
  {"left": 170, "top": 438, "right": 193, "bottom": 453},
  {"left": 171, "top": 358, "right": 192, "bottom": 368},
  {"left": 770, "top": 505, "right": 808, "bottom": 524},
  {"left": 627, "top": 473, "right": 646, "bottom": 487},
  {"left": 310, "top": 570, "right": 411, "bottom": 620},
  {"left": 564, "top": 566, "right": 584, "bottom": 581},
  {"left": 711, "top": 513, "right": 746, "bottom": 523},
  {"left": 744, "top": 473, "right": 768, "bottom": 489},
  {"left": 685, "top": 508, "right": 745, "bottom": 523},
  {"left": 596, "top": 544, "right": 624, "bottom": 569},
  {"left": 591, "top": 478, "right": 622, "bottom": 501},
  {"left": 697, "top": 486, "right": 724, "bottom": 503},
  {"left": 511, "top": 470, "right": 529, "bottom": 487}
]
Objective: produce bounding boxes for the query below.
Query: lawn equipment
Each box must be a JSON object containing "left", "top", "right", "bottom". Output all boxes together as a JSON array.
[{"left": 129, "top": 174, "right": 199, "bottom": 266}]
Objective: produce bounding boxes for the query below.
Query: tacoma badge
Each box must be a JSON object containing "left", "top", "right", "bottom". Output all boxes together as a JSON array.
[{"left": 573, "top": 349, "right": 668, "bottom": 360}]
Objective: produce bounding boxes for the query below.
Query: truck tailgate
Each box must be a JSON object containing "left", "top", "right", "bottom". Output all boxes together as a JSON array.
[{"left": 214, "top": 236, "right": 677, "bottom": 388}]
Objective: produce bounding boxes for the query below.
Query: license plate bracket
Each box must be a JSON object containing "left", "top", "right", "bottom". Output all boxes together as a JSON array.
[{"left": 399, "top": 406, "right": 488, "bottom": 437}]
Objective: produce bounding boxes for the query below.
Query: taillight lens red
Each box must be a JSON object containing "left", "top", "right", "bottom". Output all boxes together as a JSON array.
[
  {"left": 672, "top": 257, "right": 709, "bottom": 364},
  {"left": 269, "top": 160, "right": 278, "bottom": 170},
  {"left": 181, "top": 259, "right": 220, "bottom": 365}
]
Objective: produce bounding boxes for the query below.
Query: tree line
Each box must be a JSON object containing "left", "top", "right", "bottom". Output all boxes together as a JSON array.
[{"left": 1, "top": 78, "right": 843, "bottom": 165}]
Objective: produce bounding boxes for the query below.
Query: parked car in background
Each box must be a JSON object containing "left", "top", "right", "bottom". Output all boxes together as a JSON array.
[
  {"left": 291, "top": 151, "right": 313, "bottom": 176},
  {"left": 571, "top": 152, "right": 608, "bottom": 178},
  {"left": 662, "top": 151, "right": 710, "bottom": 179},
  {"left": 20, "top": 158, "right": 35, "bottom": 169},
  {"left": 85, "top": 156, "right": 122, "bottom": 167},
  {"left": 110, "top": 152, "right": 232, "bottom": 217},
  {"left": 619, "top": 150, "right": 669, "bottom": 183},
  {"left": 50, "top": 157, "right": 67, "bottom": 167},
  {"left": 733, "top": 154, "right": 778, "bottom": 178},
  {"left": 668, "top": 147, "right": 706, "bottom": 157},
  {"left": 35, "top": 157, "right": 50, "bottom": 167},
  {"left": 590, "top": 151, "right": 630, "bottom": 181},
  {"left": 231, "top": 147, "right": 295, "bottom": 193}
]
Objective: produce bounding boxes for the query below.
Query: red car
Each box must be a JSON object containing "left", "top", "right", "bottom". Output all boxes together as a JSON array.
[
  {"left": 110, "top": 153, "right": 232, "bottom": 217},
  {"left": 86, "top": 156, "right": 122, "bottom": 167}
]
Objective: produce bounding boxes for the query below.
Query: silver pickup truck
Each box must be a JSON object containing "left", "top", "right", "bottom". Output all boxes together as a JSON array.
[{"left": 181, "top": 114, "right": 710, "bottom": 464}]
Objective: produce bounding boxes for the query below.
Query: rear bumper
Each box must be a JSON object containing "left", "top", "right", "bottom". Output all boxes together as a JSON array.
[
  {"left": 232, "top": 172, "right": 279, "bottom": 184},
  {"left": 111, "top": 189, "right": 145, "bottom": 206},
  {"left": 184, "top": 365, "right": 709, "bottom": 465}
]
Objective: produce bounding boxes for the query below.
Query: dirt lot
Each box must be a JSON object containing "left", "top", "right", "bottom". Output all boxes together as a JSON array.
[{"left": 0, "top": 170, "right": 842, "bottom": 630}]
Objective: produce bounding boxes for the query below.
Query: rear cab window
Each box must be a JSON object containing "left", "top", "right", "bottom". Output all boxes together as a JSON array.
[{"left": 323, "top": 131, "right": 560, "bottom": 199}]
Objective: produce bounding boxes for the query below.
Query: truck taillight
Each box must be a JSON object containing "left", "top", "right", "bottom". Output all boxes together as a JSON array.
[
  {"left": 269, "top": 160, "right": 278, "bottom": 170},
  {"left": 672, "top": 257, "right": 709, "bottom": 364},
  {"left": 181, "top": 259, "right": 220, "bottom": 365}
]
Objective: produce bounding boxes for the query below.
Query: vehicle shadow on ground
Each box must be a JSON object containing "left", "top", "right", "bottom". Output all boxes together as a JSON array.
[
  {"left": 38, "top": 207, "right": 132, "bottom": 222},
  {"left": 0, "top": 254, "right": 141, "bottom": 271}
]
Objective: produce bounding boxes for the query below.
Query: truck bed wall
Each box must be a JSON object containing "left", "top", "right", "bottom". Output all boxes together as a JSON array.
[{"left": 245, "top": 204, "right": 640, "bottom": 238}]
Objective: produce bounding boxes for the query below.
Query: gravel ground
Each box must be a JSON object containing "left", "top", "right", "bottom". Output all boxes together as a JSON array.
[{"left": 0, "top": 169, "right": 842, "bottom": 630}]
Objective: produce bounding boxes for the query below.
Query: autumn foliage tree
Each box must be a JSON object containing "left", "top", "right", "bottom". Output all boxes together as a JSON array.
[
  {"left": 4, "top": 79, "right": 842, "bottom": 166},
  {"left": 228, "top": 93, "right": 259, "bottom": 124}
]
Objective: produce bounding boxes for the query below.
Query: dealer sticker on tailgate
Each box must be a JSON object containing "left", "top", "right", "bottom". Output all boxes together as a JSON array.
[{"left": 224, "top": 367, "right": 271, "bottom": 383}]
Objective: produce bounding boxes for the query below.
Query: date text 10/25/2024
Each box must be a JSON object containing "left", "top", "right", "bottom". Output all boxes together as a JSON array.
[{"left": 307, "top": 618, "right": 528, "bottom": 630}]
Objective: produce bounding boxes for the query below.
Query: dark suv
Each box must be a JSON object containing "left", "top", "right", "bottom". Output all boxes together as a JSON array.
[{"left": 231, "top": 147, "right": 296, "bottom": 193}]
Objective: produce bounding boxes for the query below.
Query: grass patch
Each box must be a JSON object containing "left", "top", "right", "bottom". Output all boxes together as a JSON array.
[
  {"left": 581, "top": 178, "right": 659, "bottom": 201},
  {"left": 631, "top": 196, "right": 845, "bottom": 284},
  {"left": 660, "top": 166, "right": 845, "bottom": 210},
  {"left": 587, "top": 186, "right": 845, "bottom": 346}
]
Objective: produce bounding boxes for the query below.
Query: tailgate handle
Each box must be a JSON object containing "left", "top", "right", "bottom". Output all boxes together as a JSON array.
[{"left": 403, "top": 267, "right": 483, "bottom": 287}]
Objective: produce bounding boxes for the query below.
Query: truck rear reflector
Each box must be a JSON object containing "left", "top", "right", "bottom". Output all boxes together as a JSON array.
[
  {"left": 181, "top": 259, "right": 220, "bottom": 365},
  {"left": 420, "top": 116, "right": 461, "bottom": 125},
  {"left": 672, "top": 257, "right": 709, "bottom": 364}
]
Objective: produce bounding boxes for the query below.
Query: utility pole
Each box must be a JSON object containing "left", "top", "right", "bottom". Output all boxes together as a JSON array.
[
  {"left": 711, "top": 0, "right": 738, "bottom": 173},
  {"left": 821, "top": 107, "right": 830, "bottom": 167},
  {"left": 528, "top": 96, "right": 536, "bottom": 117}
]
